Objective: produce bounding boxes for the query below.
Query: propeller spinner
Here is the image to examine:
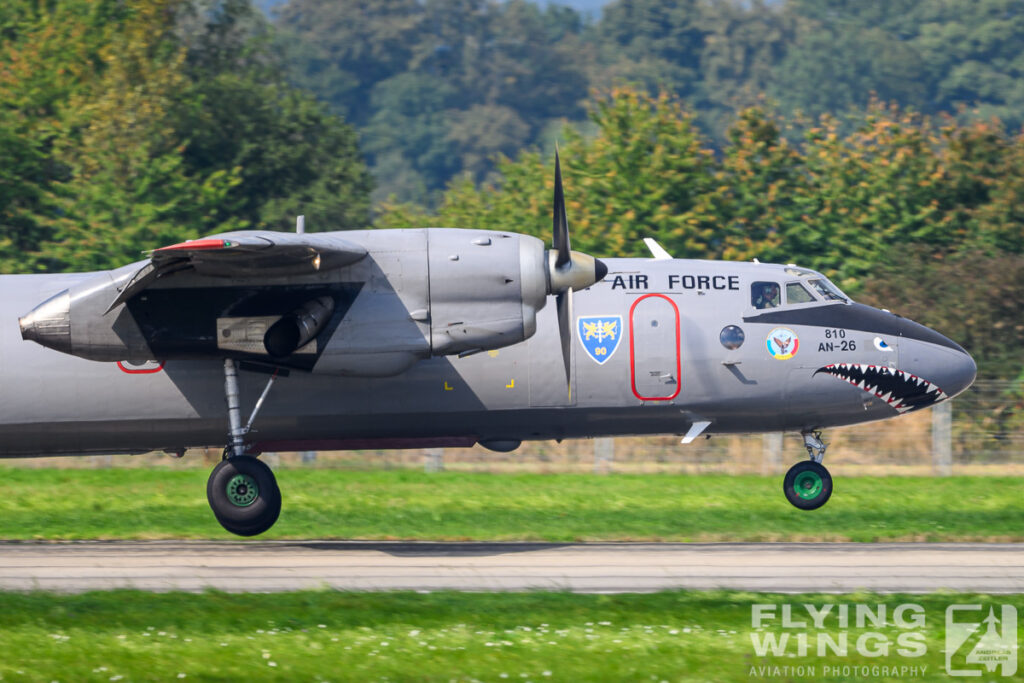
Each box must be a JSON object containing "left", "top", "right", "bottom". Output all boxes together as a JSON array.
[{"left": 546, "top": 152, "right": 608, "bottom": 389}]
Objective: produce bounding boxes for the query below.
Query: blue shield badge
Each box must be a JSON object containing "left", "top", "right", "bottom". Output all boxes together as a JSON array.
[{"left": 577, "top": 315, "right": 623, "bottom": 365}]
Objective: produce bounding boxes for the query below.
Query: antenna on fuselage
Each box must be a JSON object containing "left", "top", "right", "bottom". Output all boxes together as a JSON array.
[
  {"left": 643, "top": 238, "right": 673, "bottom": 260},
  {"left": 296, "top": 215, "right": 305, "bottom": 234}
]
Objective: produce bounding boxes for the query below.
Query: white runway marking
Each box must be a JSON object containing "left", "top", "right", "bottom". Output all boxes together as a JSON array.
[{"left": 1, "top": 541, "right": 1022, "bottom": 593}]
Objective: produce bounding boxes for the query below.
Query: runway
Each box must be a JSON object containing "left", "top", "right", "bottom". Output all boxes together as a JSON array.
[{"left": 2, "top": 541, "right": 1023, "bottom": 593}]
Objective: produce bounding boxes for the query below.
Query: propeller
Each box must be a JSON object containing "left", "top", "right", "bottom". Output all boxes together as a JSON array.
[
  {"left": 547, "top": 151, "right": 608, "bottom": 391},
  {"left": 553, "top": 153, "right": 571, "bottom": 268}
]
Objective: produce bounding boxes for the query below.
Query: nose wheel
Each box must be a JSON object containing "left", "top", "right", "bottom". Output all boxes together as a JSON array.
[{"left": 783, "top": 431, "right": 833, "bottom": 510}]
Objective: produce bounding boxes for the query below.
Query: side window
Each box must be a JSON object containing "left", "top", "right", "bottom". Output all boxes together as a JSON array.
[
  {"left": 751, "top": 281, "right": 781, "bottom": 309},
  {"left": 786, "top": 282, "right": 815, "bottom": 304}
]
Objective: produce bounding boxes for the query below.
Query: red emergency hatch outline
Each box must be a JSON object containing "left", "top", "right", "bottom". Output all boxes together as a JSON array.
[
  {"left": 629, "top": 293, "right": 681, "bottom": 401},
  {"left": 116, "top": 361, "right": 165, "bottom": 375}
]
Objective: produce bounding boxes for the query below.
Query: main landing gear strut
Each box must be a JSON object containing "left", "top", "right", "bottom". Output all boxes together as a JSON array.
[
  {"left": 206, "top": 359, "right": 282, "bottom": 536},
  {"left": 782, "top": 430, "right": 833, "bottom": 510}
]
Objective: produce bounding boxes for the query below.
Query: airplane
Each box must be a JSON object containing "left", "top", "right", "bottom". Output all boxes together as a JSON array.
[{"left": 12, "top": 155, "right": 976, "bottom": 536}]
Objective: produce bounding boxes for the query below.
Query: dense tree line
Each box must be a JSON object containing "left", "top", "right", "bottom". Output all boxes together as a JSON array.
[
  {"left": 380, "top": 88, "right": 1024, "bottom": 378},
  {"left": 0, "top": 0, "right": 371, "bottom": 272},
  {"left": 2, "top": 0, "right": 1023, "bottom": 379},
  {"left": 276, "top": 0, "right": 589, "bottom": 205},
  {"left": 276, "top": 0, "right": 1024, "bottom": 204}
]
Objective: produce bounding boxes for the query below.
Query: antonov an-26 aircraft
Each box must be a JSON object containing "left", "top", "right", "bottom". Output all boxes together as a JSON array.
[{"left": 12, "top": 157, "right": 976, "bottom": 535}]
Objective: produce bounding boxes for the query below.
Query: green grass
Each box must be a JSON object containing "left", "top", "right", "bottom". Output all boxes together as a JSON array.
[
  {"left": 0, "top": 590, "right": 1019, "bottom": 682},
  {"left": 1, "top": 468, "right": 1022, "bottom": 541}
]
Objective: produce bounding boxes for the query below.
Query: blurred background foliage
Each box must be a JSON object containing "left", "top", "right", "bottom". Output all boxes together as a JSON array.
[
  {"left": 0, "top": 0, "right": 371, "bottom": 273},
  {"left": 1, "top": 0, "right": 1023, "bottom": 378}
]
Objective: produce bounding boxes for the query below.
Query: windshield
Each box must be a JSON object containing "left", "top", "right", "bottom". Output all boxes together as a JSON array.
[
  {"left": 786, "top": 282, "right": 816, "bottom": 304},
  {"left": 808, "top": 278, "right": 848, "bottom": 302}
]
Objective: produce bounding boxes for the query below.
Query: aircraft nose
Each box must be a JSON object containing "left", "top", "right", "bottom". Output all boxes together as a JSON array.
[
  {"left": 904, "top": 340, "right": 977, "bottom": 400},
  {"left": 937, "top": 346, "right": 977, "bottom": 399}
]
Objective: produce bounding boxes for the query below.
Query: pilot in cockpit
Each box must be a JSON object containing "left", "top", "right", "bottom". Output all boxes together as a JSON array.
[{"left": 752, "top": 282, "right": 781, "bottom": 309}]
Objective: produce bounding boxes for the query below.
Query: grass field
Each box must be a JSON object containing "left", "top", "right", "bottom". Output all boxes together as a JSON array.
[
  {"left": 1, "top": 467, "right": 1022, "bottom": 541},
  {"left": 0, "top": 590, "right": 1019, "bottom": 682}
]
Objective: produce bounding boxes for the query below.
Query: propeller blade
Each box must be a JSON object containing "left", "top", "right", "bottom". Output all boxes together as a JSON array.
[
  {"left": 553, "top": 151, "right": 571, "bottom": 268},
  {"left": 557, "top": 287, "right": 573, "bottom": 390}
]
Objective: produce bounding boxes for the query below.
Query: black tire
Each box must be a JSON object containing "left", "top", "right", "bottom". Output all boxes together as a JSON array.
[
  {"left": 783, "top": 460, "right": 833, "bottom": 510},
  {"left": 207, "top": 456, "right": 282, "bottom": 536}
]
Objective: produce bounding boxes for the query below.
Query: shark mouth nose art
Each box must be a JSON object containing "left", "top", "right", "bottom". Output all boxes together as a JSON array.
[{"left": 814, "top": 364, "right": 948, "bottom": 414}]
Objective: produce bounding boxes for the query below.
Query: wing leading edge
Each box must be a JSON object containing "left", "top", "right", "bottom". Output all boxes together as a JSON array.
[{"left": 105, "top": 231, "right": 368, "bottom": 314}]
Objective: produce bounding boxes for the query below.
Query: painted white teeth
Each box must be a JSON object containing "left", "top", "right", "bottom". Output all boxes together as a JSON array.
[{"left": 820, "top": 363, "right": 947, "bottom": 412}]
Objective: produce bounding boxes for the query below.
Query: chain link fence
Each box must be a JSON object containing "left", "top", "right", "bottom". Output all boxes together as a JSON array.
[
  {"left": 319, "top": 379, "right": 1023, "bottom": 476},
  {"left": 9, "top": 380, "right": 1022, "bottom": 475}
]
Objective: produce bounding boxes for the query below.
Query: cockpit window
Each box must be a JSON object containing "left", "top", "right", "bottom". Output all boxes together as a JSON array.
[
  {"left": 808, "top": 278, "right": 848, "bottom": 302},
  {"left": 784, "top": 266, "right": 815, "bottom": 277},
  {"left": 751, "top": 281, "right": 781, "bottom": 309},
  {"left": 786, "top": 282, "right": 816, "bottom": 304}
]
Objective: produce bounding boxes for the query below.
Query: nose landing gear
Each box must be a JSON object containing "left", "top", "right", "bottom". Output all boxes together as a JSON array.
[
  {"left": 207, "top": 359, "right": 283, "bottom": 536},
  {"left": 783, "top": 431, "right": 833, "bottom": 510}
]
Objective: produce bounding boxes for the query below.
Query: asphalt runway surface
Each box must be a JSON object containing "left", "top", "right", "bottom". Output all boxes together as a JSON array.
[{"left": 1, "top": 541, "right": 1023, "bottom": 593}]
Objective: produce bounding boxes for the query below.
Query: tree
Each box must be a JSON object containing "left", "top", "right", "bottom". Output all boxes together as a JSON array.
[
  {"left": 0, "top": 0, "right": 373, "bottom": 272},
  {"left": 277, "top": 0, "right": 589, "bottom": 203},
  {"left": 0, "top": 0, "right": 134, "bottom": 271},
  {"left": 36, "top": 0, "right": 243, "bottom": 271},
  {"left": 380, "top": 89, "right": 719, "bottom": 258}
]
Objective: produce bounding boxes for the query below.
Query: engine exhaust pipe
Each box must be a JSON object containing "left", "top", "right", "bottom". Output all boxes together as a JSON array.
[{"left": 263, "top": 296, "right": 335, "bottom": 357}]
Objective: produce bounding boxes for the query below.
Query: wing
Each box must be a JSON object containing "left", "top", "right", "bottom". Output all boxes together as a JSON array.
[{"left": 105, "top": 231, "right": 367, "bottom": 313}]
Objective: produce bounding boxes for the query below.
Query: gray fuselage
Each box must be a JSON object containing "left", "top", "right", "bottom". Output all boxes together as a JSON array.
[{"left": 0, "top": 243, "right": 976, "bottom": 457}]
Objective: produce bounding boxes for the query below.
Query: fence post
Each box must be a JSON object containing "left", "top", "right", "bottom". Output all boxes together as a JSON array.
[
  {"left": 932, "top": 401, "right": 953, "bottom": 476},
  {"left": 424, "top": 447, "right": 444, "bottom": 473},
  {"left": 762, "top": 433, "right": 784, "bottom": 475},
  {"left": 593, "top": 438, "right": 614, "bottom": 474}
]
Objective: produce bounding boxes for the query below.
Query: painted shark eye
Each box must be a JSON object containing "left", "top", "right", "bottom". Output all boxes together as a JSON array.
[
  {"left": 874, "top": 337, "right": 893, "bottom": 352},
  {"left": 720, "top": 325, "right": 745, "bottom": 350}
]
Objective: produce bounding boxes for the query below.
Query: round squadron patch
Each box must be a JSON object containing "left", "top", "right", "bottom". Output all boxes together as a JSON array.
[{"left": 766, "top": 327, "right": 799, "bottom": 360}]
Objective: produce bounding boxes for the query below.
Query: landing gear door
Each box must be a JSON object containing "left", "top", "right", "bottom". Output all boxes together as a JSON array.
[{"left": 629, "top": 294, "right": 681, "bottom": 402}]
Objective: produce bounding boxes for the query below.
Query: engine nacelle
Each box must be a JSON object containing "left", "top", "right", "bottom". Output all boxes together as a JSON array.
[
  {"left": 426, "top": 230, "right": 548, "bottom": 356},
  {"left": 19, "top": 266, "right": 153, "bottom": 362},
  {"left": 18, "top": 228, "right": 600, "bottom": 377}
]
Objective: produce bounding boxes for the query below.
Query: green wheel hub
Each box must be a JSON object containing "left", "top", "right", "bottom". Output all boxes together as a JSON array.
[
  {"left": 793, "top": 470, "right": 823, "bottom": 500},
  {"left": 226, "top": 473, "right": 259, "bottom": 507}
]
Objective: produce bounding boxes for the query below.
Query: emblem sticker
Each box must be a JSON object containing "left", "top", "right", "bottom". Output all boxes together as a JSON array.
[
  {"left": 578, "top": 315, "right": 622, "bottom": 365},
  {"left": 766, "top": 327, "right": 799, "bottom": 360}
]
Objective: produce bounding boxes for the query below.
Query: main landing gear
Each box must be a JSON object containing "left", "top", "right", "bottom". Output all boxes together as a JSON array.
[
  {"left": 783, "top": 430, "right": 833, "bottom": 510},
  {"left": 206, "top": 359, "right": 282, "bottom": 536}
]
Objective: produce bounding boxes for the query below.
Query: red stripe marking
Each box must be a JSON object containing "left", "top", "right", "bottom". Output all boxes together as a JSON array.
[
  {"left": 116, "top": 361, "right": 165, "bottom": 374},
  {"left": 154, "top": 238, "right": 228, "bottom": 252},
  {"left": 629, "top": 293, "right": 682, "bottom": 402}
]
